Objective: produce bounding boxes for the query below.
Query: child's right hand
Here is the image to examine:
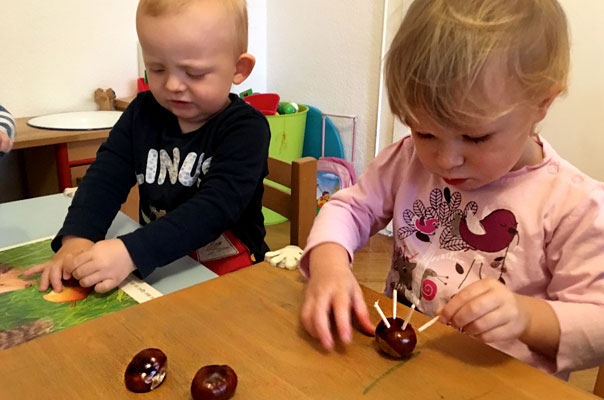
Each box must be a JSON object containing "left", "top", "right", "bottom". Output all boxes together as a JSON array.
[
  {"left": 300, "top": 243, "right": 375, "bottom": 350},
  {"left": 23, "top": 236, "right": 94, "bottom": 292}
]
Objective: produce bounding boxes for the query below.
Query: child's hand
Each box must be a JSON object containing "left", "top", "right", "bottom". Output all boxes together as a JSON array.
[
  {"left": 68, "top": 238, "right": 136, "bottom": 293},
  {"left": 0, "top": 131, "right": 14, "bottom": 153},
  {"left": 23, "top": 236, "right": 94, "bottom": 292},
  {"left": 300, "top": 243, "right": 375, "bottom": 350},
  {"left": 438, "top": 279, "right": 530, "bottom": 343}
]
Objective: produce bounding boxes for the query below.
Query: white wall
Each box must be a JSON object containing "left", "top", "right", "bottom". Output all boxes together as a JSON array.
[
  {"left": 540, "top": 0, "right": 604, "bottom": 180},
  {"left": 266, "top": 0, "right": 384, "bottom": 171},
  {"left": 0, "top": 0, "right": 267, "bottom": 119},
  {"left": 3, "top": 1, "right": 603, "bottom": 180},
  {"left": 0, "top": 1, "right": 139, "bottom": 117}
]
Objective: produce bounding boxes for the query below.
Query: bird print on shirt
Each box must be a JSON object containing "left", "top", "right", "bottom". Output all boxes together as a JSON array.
[{"left": 392, "top": 187, "right": 520, "bottom": 306}]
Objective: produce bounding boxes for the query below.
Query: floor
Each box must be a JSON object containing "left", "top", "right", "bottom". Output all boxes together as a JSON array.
[{"left": 264, "top": 222, "right": 599, "bottom": 395}]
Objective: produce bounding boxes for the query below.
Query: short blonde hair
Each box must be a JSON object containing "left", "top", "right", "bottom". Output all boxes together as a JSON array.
[
  {"left": 137, "top": 0, "right": 249, "bottom": 55},
  {"left": 385, "top": 0, "right": 570, "bottom": 128}
]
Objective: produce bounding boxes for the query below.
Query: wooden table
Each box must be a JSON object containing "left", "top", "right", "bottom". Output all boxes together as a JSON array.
[
  {"left": 0, "top": 263, "right": 596, "bottom": 399},
  {"left": 12, "top": 117, "right": 111, "bottom": 194},
  {"left": 13, "top": 118, "right": 110, "bottom": 151}
]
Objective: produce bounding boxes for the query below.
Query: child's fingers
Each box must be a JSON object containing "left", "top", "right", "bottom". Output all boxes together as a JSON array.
[
  {"left": 38, "top": 264, "right": 52, "bottom": 292},
  {"left": 70, "top": 251, "right": 93, "bottom": 274},
  {"left": 439, "top": 280, "right": 491, "bottom": 325},
  {"left": 0, "top": 138, "right": 12, "bottom": 153},
  {"left": 78, "top": 271, "right": 103, "bottom": 288},
  {"left": 70, "top": 260, "right": 98, "bottom": 281},
  {"left": 473, "top": 321, "right": 517, "bottom": 343},
  {"left": 460, "top": 306, "right": 507, "bottom": 337},
  {"left": 351, "top": 289, "right": 374, "bottom": 336},
  {"left": 332, "top": 292, "right": 353, "bottom": 344},
  {"left": 94, "top": 279, "right": 118, "bottom": 294},
  {"left": 22, "top": 263, "right": 46, "bottom": 277},
  {"left": 48, "top": 264, "right": 64, "bottom": 293},
  {"left": 300, "top": 297, "right": 318, "bottom": 339},
  {"left": 450, "top": 292, "right": 499, "bottom": 330},
  {"left": 61, "top": 254, "right": 74, "bottom": 280},
  {"left": 311, "top": 294, "right": 336, "bottom": 350}
]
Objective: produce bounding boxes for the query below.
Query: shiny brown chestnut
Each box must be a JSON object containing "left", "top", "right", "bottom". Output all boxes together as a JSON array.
[
  {"left": 124, "top": 348, "right": 167, "bottom": 392},
  {"left": 191, "top": 364, "right": 238, "bottom": 400},
  {"left": 375, "top": 317, "right": 417, "bottom": 358}
]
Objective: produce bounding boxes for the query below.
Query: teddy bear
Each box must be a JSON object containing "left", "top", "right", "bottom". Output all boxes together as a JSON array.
[{"left": 94, "top": 88, "right": 116, "bottom": 111}]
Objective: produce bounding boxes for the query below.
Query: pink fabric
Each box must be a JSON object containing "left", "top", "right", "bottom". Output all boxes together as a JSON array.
[{"left": 300, "top": 136, "right": 604, "bottom": 378}]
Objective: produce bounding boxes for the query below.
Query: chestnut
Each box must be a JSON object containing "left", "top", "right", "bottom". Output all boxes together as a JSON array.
[
  {"left": 375, "top": 317, "right": 417, "bottom": 358},
  {"left": 124, "top": 348, "right": 167, "bottom": 392},
  {"left": 191, "top": 364, "right": 238, "bottom": 400}
]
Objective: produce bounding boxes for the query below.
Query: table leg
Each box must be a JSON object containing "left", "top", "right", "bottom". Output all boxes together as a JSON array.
[{"left": 55, "top": 143, "right": 71, "bottom": 191}]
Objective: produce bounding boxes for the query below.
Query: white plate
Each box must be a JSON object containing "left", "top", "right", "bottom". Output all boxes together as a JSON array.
[{"left": 27, "top": 111, "right": 123, "bottom": 130}]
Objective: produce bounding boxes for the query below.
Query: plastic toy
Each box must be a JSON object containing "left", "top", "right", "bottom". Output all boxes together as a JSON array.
[
  {"left": 302, "top": 106, "right": 345, "bottom": 159},
  {"left": 280, "top": 102, "right": 299, "bottom": 115},
  {"left": 243, "top": 93, "right": 280, "bottom": 115},
  {"left": 264, "top": 245, "right": 303, "bottom": 270},
  {"left": 239, "top": 88, "right": 254, "bottom": 98}
]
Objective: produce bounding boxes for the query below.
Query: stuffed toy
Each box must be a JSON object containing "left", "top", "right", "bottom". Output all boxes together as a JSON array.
[{"left": 94, "top": 88, "right": 116, "bottom": 111}]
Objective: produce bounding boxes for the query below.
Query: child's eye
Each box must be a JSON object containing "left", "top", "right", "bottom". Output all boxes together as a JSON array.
[
  {"left": 414, "top": 132, "right": 434, "bottom": 140},
  {"left": 187, "top": 72, "right": 205, "bottom": 79},
  {"left": 148, "top": 68, "right": 164, "bottom": 74},
  {"left": 463, "top": 134, "right": 491, "bottom": 144}
]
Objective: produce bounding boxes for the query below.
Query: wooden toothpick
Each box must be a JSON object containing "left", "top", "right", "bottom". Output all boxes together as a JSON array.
[
  {"left": 374, "top": 301, "right": 391, "bottom": 328},
  {"left": 392, "top": 289, "right": 397, "bottom": 319},
  {"left": 417, "top": 315, "right": 440, "bottom": 333},
  {"left": 402, "top": 304, "right": 415, "bottom": 330}
]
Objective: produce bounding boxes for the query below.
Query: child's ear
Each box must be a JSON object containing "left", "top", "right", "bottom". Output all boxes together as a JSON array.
[
  {"left": 233, "top": 53, "right": 255, "bottom": 85},
  {"left": 534, "top": 87, "right": 563, "bottom": 122}
]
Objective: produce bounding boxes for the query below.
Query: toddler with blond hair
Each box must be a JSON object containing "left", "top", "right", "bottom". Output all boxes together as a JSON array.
[
  {"left": 300, "top": 0, "right": 604, "bottom": 378},
  {"left": 26, "top": 0, "right": 270, "bottom": 293}
]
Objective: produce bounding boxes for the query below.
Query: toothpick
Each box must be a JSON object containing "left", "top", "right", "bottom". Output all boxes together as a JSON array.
[
  {"left": 374, "top": 301, "right": 390, "bottom": 328},
  {"left": 402, "top": 304, "right": 415, "bottom": 330},
  {"left": 417, "top": 315, "right": 440, "bottom": 333},
  {"left": 392, "top": 289, "right": 397, "bottom": 319}
]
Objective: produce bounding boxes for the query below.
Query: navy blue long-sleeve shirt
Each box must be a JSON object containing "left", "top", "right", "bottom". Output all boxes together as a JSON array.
[{"left": 52, "top": 92, "right": 270, "bottom": 277}]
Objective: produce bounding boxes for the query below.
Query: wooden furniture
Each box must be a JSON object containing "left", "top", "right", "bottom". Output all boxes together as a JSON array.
[
  {"left": 0, "top": 262, "right": 595, "bottom": 399},
  {"left": 13, "top": 117, "right": 110, "bottom": 194},
  {"left": 115, "top": 97, "right": 134, "bottom": 111},
  {"left": 263, "top": 156, "right": 317, "bottom": 249},
  {"left": 595, "top": 365, "right": 604, "bottom": 397}
]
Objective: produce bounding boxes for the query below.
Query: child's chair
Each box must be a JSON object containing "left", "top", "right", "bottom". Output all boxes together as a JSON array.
[
  {"left": 263, "top": 156, "right": 317, "bottom": 270},
  {"left": 263, "top": 156, "right": 317, "bottom": 248}
]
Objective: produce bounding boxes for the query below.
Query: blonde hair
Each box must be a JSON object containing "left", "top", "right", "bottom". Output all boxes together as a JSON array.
[
  {"left": 385, "top": 0, "right": 570, "bottom": 128},
  {"left": 137, "top": 0, "right": 249, "bottom": 55}
]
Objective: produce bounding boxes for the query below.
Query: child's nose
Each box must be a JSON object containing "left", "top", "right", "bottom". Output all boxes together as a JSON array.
[
  {"left": 436, "top": 145, "right": 464, "bottom": 170},
  {"left": 165, "top": 74, "right": 185, "bottom": 92}
]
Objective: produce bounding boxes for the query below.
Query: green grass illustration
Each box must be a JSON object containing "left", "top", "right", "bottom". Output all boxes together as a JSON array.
[{"left": 0, "top": 239, "right": 138, "bottom": 339}]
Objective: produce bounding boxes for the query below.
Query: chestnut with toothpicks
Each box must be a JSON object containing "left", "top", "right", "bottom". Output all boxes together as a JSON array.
[{"left": 374, "top": 300, "right": 417, "bottom": 358}]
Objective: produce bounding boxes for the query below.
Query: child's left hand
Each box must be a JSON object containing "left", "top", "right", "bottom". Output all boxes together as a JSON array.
[
  {"left": 438, "top": 279, "right": 530, "bottom": 343},
  {"left": 66, "top": 238, "right": 136, "bottom": 293},
  {"left": 0, "top": 131, "right": 13, "bottom": 153}
]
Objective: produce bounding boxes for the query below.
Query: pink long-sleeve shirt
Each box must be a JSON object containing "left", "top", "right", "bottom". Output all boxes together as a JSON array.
[{"left": 301, "top": 136, "right": 604, "bottom": 379}]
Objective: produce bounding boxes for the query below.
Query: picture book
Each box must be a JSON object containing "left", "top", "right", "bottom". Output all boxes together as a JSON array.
[{"left": 0, "top": 237, "right": 162, "bottom": 351}]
